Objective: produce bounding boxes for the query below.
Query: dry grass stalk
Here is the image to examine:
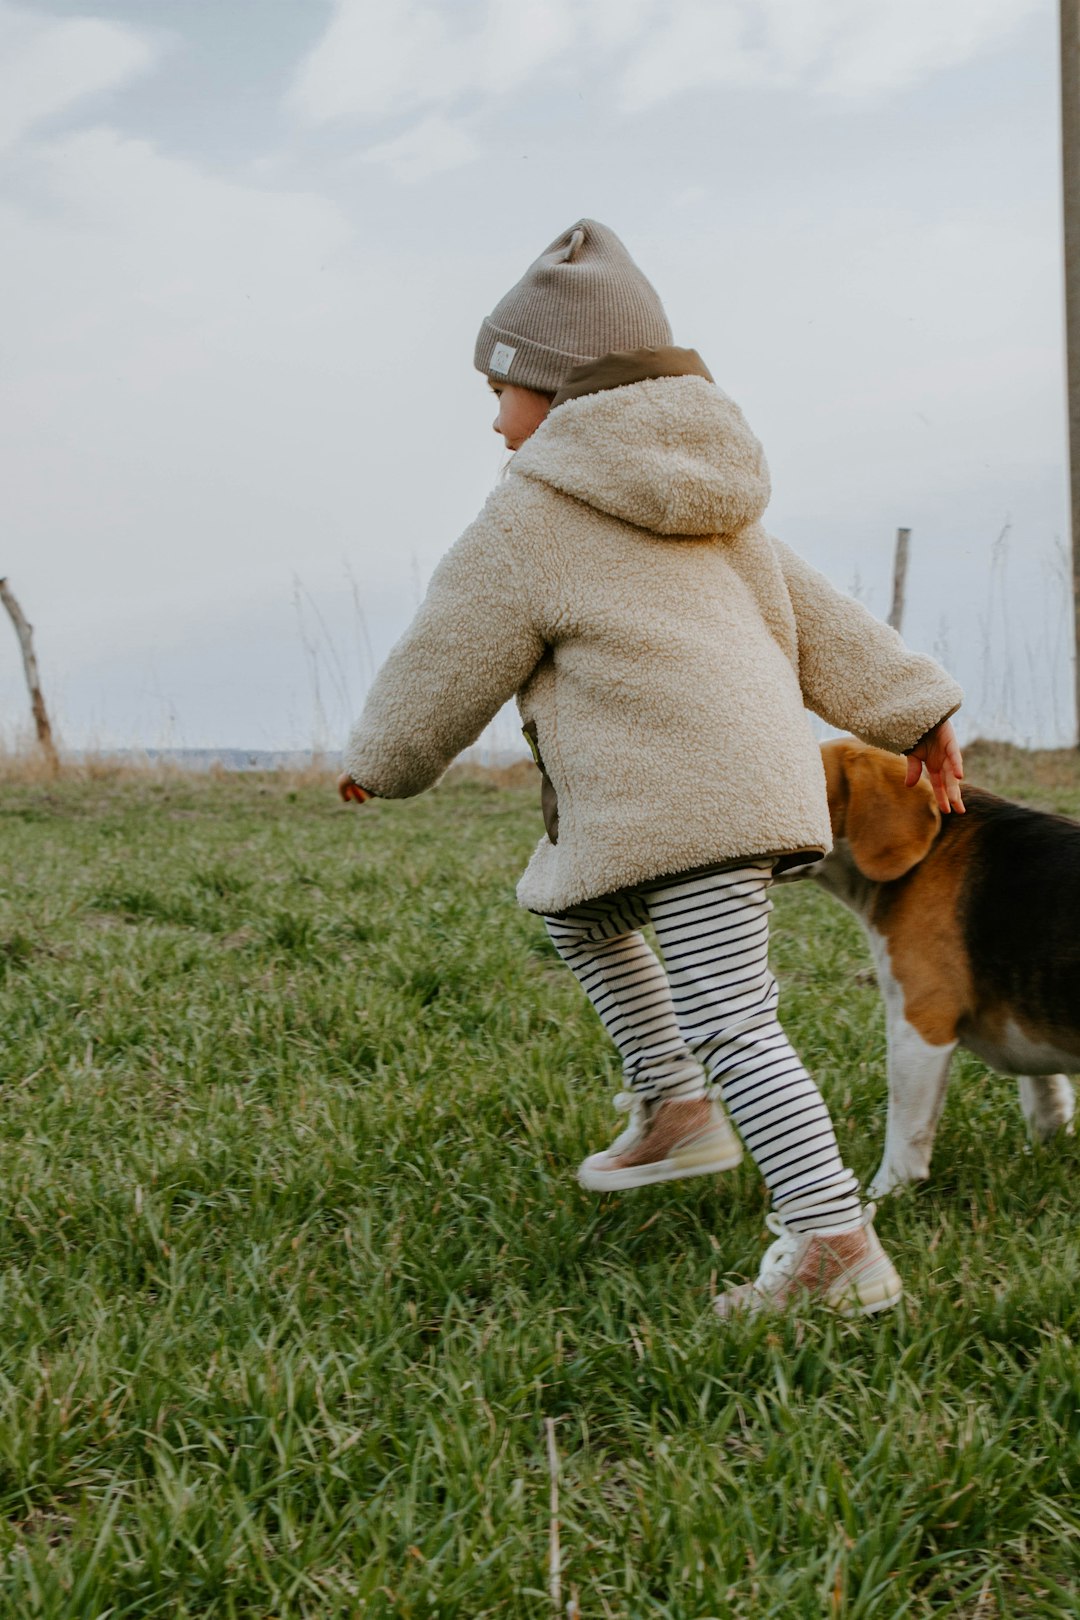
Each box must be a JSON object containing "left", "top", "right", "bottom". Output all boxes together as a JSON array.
[{"left": 545, "top": 1416, "right": 562, "bottom": 1614}]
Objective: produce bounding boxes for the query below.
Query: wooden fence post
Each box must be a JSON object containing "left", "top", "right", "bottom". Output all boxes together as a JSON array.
[
  {"left": 1063, "top": 0, "right": 1080, "bottom": 743},
  {"left": 0, "top": 578, "right": 60, "bottom": 772},
  {"left": 888, "top": 527, "right": 911, "bottom": 633}
]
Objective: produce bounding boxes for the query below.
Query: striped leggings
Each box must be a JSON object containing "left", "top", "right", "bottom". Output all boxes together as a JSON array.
[{"left": 545, "top": 862, "right": 862, "bottom": 1233}]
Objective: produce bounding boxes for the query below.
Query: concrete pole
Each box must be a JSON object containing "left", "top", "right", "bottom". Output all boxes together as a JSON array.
[{"left": 1063, "top": 1, "right": 1080, "bottom": 742}]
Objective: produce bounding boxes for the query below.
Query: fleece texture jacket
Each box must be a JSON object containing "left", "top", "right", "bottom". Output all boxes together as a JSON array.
[{"left": 345, "top": 366, "right": 962, "bottom": 915}]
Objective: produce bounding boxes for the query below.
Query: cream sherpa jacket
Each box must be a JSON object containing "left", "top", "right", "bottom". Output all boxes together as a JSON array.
[{"left": 345, "top": 374, "right": 961, "bottom": 914}]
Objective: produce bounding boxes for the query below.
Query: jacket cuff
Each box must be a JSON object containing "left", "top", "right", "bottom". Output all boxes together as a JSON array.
[{"left": 900, "top": 702, "right": 961, "bottom": 754}]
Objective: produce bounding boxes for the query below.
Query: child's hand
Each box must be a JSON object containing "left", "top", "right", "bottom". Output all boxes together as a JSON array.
[
  {"left": 904, "top": 719, "right": 964, "bottom": 814},
  {"left": 337, "top": 773, "right": 370, "bottom": 804}
]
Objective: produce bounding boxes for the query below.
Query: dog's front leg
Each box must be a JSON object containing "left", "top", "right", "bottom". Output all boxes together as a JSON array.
[{"left": 869, "top": 1013, "right": 957, "bottom": 1197}]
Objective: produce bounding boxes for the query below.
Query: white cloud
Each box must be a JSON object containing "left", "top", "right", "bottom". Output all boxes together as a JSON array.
[
  {"left": 0, "top": 0, "right": 158, "bottom": 155},
  {"left": 286, "top": 0, "right": 1045, "bottom": 176},
  {"left": 817, "top": 0, "right": 1046, "bottom": 96},
  {"left": 0, "top": 125, "right": 361, "bottom": 619},
  {"left": 0, "top": 119, "right": 503, "bottom": 746},
  {"left": 358, "top": 113, "right": 480, "bottom": 182},
  {"left": 287, "top": 0, "right": 576, "bottom": 127},
  {"left": 287, "top": 0, "right": 447, "bottom": 126},
  {"left": 619, "top": 0, "right": 1047, "bottom": 107},
  {"left": 618, "top": 3, "right": 769, "bottom": 108}
]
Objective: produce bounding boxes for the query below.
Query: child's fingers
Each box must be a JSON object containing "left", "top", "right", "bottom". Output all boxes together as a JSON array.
[
  {"left": 904, "top": 754, "right": 923, "bottom": 789},
  {"left": 940, "top": 722, "right": 963, "bottom": 780},
  {"left": 944, "top": 729, "right": 965, "bottom": 811},
  {"left": 922, "top": 755, "right": 949, "bottom": 814},
  {"left": 927, "top": 757, "right": 964, "bottom": 816},
  {"left": 944, "top": 766, "right": 965, "bottom": 814},
  {"left": 337, "top": 773, "right": 370, "bottom": 804}
]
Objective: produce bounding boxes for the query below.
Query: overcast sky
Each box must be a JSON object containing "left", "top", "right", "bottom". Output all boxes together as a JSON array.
[{"left": 0, "top": 0, "right": 1072, "bottom": 754}]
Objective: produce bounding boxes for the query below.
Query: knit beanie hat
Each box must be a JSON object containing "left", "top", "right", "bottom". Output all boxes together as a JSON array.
[{"left": 474, "top": 218, "right": 673, "bottom": 394}]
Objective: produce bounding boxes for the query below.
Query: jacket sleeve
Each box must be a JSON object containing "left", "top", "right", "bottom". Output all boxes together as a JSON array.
[
  {"left": 772, "top": 537, "right": 962, "bottom": 752},
  {"left": 344, "top": 508, "right": 545, "bottom": 797}
]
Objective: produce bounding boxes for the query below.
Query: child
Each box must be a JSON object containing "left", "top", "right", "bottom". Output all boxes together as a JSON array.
[{"left": 339, "top": 219, "right": 964, "bottom": 1319}]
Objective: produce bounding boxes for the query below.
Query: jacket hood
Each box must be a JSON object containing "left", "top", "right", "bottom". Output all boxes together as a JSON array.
[{"left": 510, "top": 372, "right": 771, "bottom": 538}]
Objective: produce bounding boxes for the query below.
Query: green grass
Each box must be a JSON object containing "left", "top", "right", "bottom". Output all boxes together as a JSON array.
[{"left": 0, "top": 759, "right": 1077, "bottom": 1618}]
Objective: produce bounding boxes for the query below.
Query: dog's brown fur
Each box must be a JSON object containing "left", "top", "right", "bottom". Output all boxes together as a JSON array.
[{"left": 801, "top": 740, "right": 1076, "bottom": 1193}]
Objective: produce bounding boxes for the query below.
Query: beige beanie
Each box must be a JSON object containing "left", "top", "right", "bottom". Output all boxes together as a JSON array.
[{"left": 474, "top": 218, "right": 673, "bottom": 394}]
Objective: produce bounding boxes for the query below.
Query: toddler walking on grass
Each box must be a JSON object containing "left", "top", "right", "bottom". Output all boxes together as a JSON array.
[{"left": 339, "top": 219, "right": 965, "bottom": 1319}]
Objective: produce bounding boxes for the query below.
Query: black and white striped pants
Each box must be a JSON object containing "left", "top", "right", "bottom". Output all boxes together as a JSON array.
[{"left": 545, "top": 862, "right": 862, "bottom": 1233}]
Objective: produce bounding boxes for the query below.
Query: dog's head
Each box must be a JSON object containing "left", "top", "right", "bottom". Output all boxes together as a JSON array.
[
  {"left": 779, "top": 739, "right": 943, "bottom": 899},
  {"left": 818, "top": 738, "right": 942, "bottom": 886}
]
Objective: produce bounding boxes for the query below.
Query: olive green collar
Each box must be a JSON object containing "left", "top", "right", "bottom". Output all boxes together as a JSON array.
[{"left": 551, "top": 346, "right": 714, "bottom": 409}]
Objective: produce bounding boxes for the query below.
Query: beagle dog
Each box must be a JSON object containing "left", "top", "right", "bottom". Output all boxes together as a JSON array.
[{"left": 800, "top": 739, "right": 1077, "bottom": 1196}]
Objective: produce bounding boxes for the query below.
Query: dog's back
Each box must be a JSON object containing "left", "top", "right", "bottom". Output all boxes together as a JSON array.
[{"left": 950, "top": 788, "right": 1080, "bottom": 1051}]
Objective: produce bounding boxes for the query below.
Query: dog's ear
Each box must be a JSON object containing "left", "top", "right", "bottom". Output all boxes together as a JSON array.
[
  {"left": 820, "top": 741, "right": 852, "bottom": 839},
  {"left": 842, "top": 744, "right": 942, "bottom": 882}
]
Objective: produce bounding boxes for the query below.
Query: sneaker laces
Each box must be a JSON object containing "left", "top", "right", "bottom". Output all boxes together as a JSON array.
[{"left": 754, "top": 1213, "right": 802, "bottom": 1291}]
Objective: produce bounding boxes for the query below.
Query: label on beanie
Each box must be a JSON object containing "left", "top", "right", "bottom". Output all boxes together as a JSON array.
[{"left": 489, "top": 342, "right": 517, "bottom": 377}]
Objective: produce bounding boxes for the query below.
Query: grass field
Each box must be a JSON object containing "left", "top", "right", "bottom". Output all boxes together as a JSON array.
[{"left": 0, "top": 744, "right": 1077, "bottom": 1618}]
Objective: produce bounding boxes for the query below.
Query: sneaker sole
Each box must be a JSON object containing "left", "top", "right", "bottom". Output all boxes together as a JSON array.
[
  {"left": 578, "top": 1148, "right": 743, "bottom": 1191},
  {"left": 714, "top": 1278, "right": 903, "bottom": 1321},
  {"left": 832, "top": 1280, "right": 904, "bottom": 1318}
]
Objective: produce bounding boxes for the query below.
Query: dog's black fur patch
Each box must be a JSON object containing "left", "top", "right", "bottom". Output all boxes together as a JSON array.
[{"left": 953, "top": 788, "right": 1080, "bottom": 1038}]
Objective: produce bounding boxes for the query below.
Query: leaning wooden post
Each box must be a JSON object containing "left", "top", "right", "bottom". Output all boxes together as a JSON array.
[
  {"left": 888, "top": 527, "right": 911, "bottom": 633},
  {"left": 1063, "top": 1, "right": 1080, "bottom": 743},
  {"left": 0, "top": 578, "right": 60, "bottom": 772}
]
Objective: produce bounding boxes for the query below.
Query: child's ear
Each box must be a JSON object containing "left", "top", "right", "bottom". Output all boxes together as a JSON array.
[{"left": 843, "top": 745, "right": 941, "bottom": 882}]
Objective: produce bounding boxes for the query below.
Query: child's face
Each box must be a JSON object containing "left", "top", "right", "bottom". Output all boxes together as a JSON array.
[{"left": 490, "top": 383, "right": 551, "bottom": 451}]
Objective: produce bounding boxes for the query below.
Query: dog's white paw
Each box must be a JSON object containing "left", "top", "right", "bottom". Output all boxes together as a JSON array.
[{"left": 868, "top": 1162, "right": 927, "bottom": 1199}]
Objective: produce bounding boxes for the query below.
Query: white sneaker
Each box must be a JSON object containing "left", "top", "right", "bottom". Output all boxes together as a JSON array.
[
  {"left": 713, "top": 1204, "right": 903, "bottom": 1320},
  {"left": 578, "top": 1093, "right": 743, "bottom": 1191}
]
